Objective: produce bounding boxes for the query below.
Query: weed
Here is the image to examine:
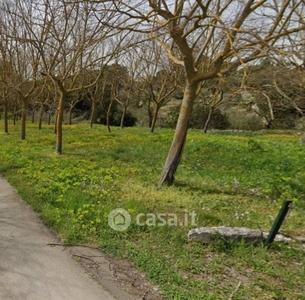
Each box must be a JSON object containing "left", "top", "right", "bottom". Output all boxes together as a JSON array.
[{"left": 0, "top": 122, "right": 304, "bottom": 299}]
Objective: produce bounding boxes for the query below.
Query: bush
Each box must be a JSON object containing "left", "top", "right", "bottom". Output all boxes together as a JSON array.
[
  {"left": 111, "top": 110, "right": 137, "bottom": 127},
  {"left": 226, "top": 109, "right": 264, "bottom": 131},
  {"left": 95, "top": 103, "right": 137, "bottom": 127},
  {"left": 191, "top": 104, "right": 230, "bottom": 130},
  {"left": 271, "top": 108, "right": 300, "bottom": 129},
  {"left": 166, "top": 103, "right": 230, "bottom": 130}
]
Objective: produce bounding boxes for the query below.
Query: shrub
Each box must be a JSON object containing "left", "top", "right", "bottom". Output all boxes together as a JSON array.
[{"left": 166, "top": 103, "right": 230, "bottom": 130}]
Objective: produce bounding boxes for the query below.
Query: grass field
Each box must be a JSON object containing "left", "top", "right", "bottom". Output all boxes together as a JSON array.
[{"left": 0, "top": 121, "right": 305, "bottom": 299}]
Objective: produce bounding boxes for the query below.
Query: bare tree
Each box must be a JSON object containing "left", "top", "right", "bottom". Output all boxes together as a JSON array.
[
  {"left": 202, "top": 84, "right": 224, "bottom": 133},
  {"left": 86, "top": 30, "right": 139, "bottom": 130},
  {"left": 0, "top": 86, "right": 10, "bottom": 134},
  {"left": 114, "top": 50, "right": 140, "bottom": 129},
  {"left": 36, "top": 79, "right": 58, "bottom": 130},
  {"left": 87, "top": 75, "right": 105, "bottom": 129},
  {"left": 20, "top": 0, "right": 128, "bottom": 153},
  {"left": 0, "top": 0, "right": 40, "bottom": 139},
  {"left": 109, "top": 0, "right": 305, "bottom": 185},
  {"left": 98, "top": 62, "right": 129, "bottom": 132},
  {"left": 0, "top": 60, "right": 11, "bottom": 133},
  {"left": 240, "top": 60, "right": 305, "bottom": 129},
  {"left": 104, "top": 70, "right": 116, "bottom": 133},
  {"left": 134, "top": 40, "right": 183, "bottom": 132}
]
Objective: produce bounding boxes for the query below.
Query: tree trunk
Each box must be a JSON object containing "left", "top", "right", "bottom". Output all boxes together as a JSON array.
[
  {"left": 148, "top": 103, "right": 153, "bottom": 128},
  {"left": 31, "top": 109, "right": 35, "bottom": 123},
  {"left": 21, "top": 98, "right": 28, "bottom": 140},
  {"left": 13, "top": 106, "right": 17, "bottom": 125},
  {"left": 4, "top": 102, "right": 8, "bottom": 133},
  {"left": 120, "top": 103, "right": 127, "bottom": 129},
  {"left": 48, "top": 112, "right": 51, "bottom": 125},
  {"left": 56, "top": 92, "right": 65, "bottom": 154},
  {"left": 90, "top": 99, "right": 96, "bottom": 129},
  {"left": 54, "top": 109, "right": 59, "bottom": 134},
  {"left": 106, "top": 101, "right": 113, "bottom": 133},
  {"left": 203, "top": 106, "right": 214, "bottom": 133},
  {"left": 262, "top": 93, "right": 274, "bottom": 128},
  {"left": 38, "top": 105, "right": 44, "bottom": 130},
  {"left": 150, "top": 104, "right": 160, "bottom": 133},
  {"left": 159, "top": 82, "right": 198, "bottom": 186},
  {"left": 69, "top": 108, "right": 72, "bottom": 125}
]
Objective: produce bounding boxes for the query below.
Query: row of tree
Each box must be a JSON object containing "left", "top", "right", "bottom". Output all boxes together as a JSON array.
[
  {"left": 1, "top": 57, "right": 304, "bottom": 133},
  {"left": 0, "top": 0, "right": 304, "bottom": 185}
]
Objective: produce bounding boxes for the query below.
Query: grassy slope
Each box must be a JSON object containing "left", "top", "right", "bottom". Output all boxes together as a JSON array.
[{"left": 0, "top": 122, "right": 305, "bottom": 300}]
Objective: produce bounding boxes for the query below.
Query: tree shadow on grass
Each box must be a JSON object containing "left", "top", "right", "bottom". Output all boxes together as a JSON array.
[{"left": 173, "top": 179, "right": 243, "bottom": 197}]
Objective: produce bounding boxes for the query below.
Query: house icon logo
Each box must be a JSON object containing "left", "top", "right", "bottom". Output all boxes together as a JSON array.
[{"left": 108, "top": 208, "right": 131, "bottom": 231}]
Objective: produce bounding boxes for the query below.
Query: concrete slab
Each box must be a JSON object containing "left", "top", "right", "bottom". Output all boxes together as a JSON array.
[{"left": 0, "top": 175, "right": 118, "bottom": 300}]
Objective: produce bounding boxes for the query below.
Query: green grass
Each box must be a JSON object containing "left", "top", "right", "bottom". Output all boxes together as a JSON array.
[{"left": 0, "top": 121, "right": 305, "bottom": 299}]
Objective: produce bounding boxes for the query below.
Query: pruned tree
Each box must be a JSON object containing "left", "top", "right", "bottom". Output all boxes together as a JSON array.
[
  {"left": 87, "top": 72, "right": 105, "bottom": 129},
  {"left": 18, "top": 0, "right": 129, "bottom": 153},
  {"left": 202, "top": 84, "right": 224, "bottom": 133},
  {"left": 87, "top": 65, "right": 118, "bottom": 131},
  {"left": 114, "top": 50, "right": 140, "bottom": 129},
  {"left": 134, "top": 39, "right": 183, "bottom": 132},
  {"left": 240, "top": 60, "right": 305, "bottom": 129},
  {"left": 109, "top": 0, "right": 305, "bottom": 185},
  {"left": 36, "top": 79, "right": 58, "bottom": 129},
  {"left": 0, "top": 0, "right": 40, "bottom": 139},
  {"left": 66, "top": 91, "right": 84, "bottom": 125},
  {"left": 0, "top": 60, "right": 11, "bottom": 133}
]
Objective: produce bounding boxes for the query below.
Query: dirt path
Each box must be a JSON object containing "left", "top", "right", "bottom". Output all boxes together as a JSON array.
[{"left": 0, "top": 175, "right": 158, "bottom": 300}]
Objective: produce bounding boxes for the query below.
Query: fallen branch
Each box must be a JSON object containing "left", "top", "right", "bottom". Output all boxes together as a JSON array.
[
  {"left": 47, "top": 242, "right": 102, "bottom": 250},
  {"left": 72, "top": 253, "right": 100, "bottom": 274}
]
